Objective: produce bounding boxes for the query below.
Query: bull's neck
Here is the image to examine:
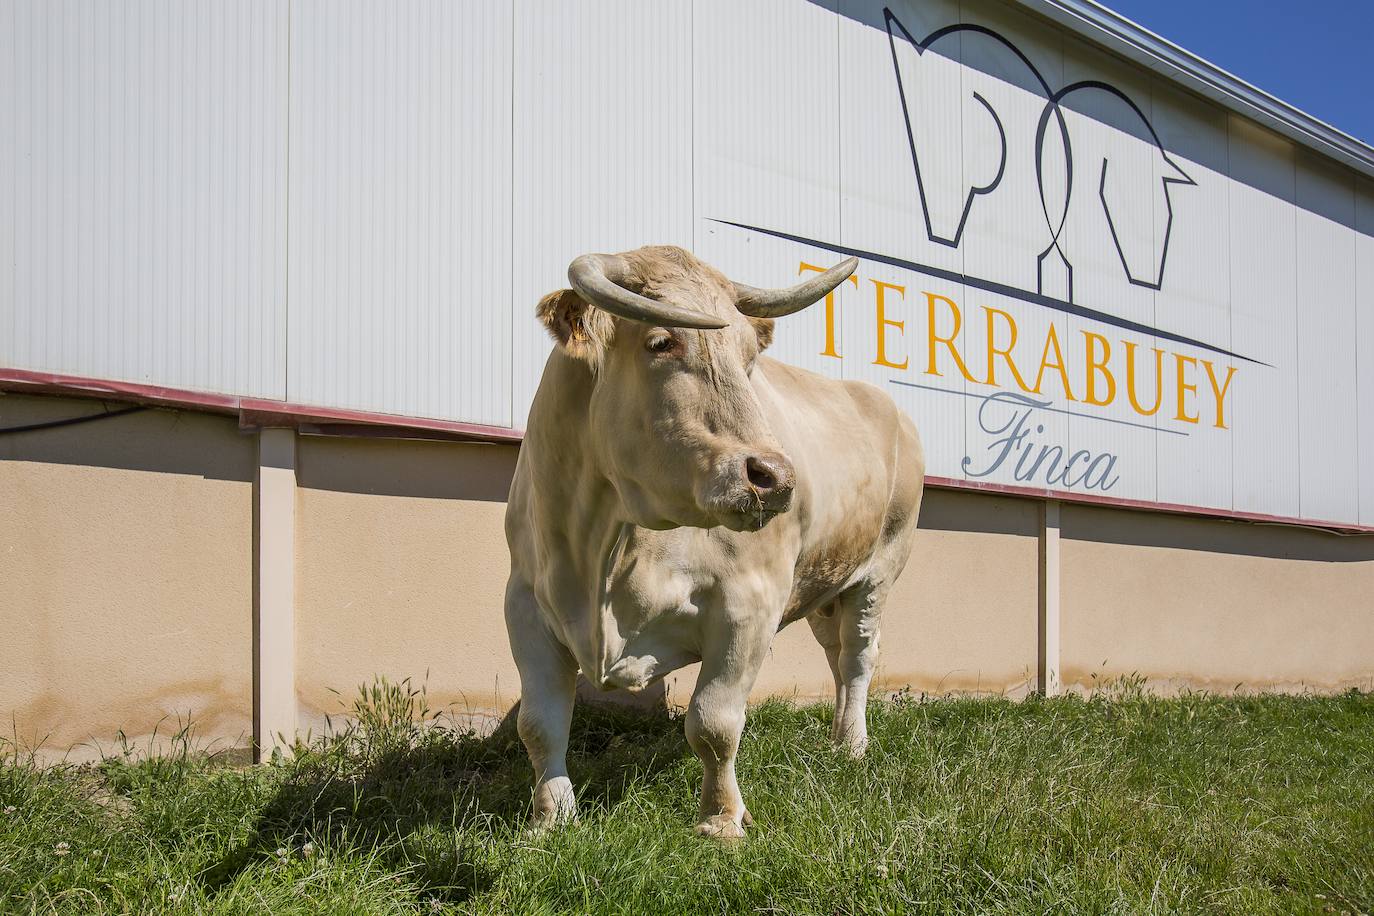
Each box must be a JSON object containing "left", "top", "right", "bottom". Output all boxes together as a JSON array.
[
  {"left": 524, "top": 351, "right": 636, "bottom": 680},
  {"left": 528, "top": 351, "right": 631, "bottom": 535}
]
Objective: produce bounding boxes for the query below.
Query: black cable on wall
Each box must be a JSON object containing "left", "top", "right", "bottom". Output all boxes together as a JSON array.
[{"left": 0, "top": 404, "right": 147, "bottom": 437}]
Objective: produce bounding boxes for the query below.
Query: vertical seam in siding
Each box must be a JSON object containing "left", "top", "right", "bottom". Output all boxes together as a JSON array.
[
  {"left": 1292, "top": 155, "right": 1301, "bottom": 518},
  {"left": 1231, "top": 112, "right": 1242, "bottom": 516},
  {"left": 283, "top": 0, "right": 292, "bottom": 402},
  {"left": 689, "top": 0, "right": 696, "bottom": 256},
  {"left": 510, "top": 0, "right": 517, "bottom": 427}
]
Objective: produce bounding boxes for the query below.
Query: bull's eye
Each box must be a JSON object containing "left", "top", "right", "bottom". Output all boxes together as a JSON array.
[{"left": 645, "top": 333, "right": 676, "bottom": 354}]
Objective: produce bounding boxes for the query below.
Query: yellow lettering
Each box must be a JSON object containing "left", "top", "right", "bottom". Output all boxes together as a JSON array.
[
  {"left": 799, "top": 260, "right": 857, "bottom": 359},
  {"left": 1032, "top": 324, "right": 1076, "bottom": 401},
  {"left": 1123, "top": 342, "right": 1164, "bottom": 417},
  {"left": 872, "top": 279, "right": 909, "bottom": 370},
  {"left": 1082, "top": 331, "right": 1115, "bottom": 406},
  {"left": 923, "top": 291, "right": 975, "bottom": 381},
  {"left": 1175, "top": 354, "right": 1200, "bottom": 424},
  {"left": 984, "top": 307, "right": 1032, "bottom": 392},
  {"left": 1203, "top": 360, "right": 1238, "bottom": 429}
]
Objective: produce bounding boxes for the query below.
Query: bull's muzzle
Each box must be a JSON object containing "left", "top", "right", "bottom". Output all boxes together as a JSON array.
[{"left": 744, "top": 452, "right": 795, "bottom": 514}]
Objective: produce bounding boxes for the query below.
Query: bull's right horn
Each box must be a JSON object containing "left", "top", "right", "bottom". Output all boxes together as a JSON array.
[
  {"left": 568, "top": 254, "right": 727, "bottom": 330},
  {"left": 733, "top": 257, "right": 859, "bottom": 318}
]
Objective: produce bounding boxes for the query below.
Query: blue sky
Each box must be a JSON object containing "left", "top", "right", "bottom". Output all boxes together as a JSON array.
[{"left": 1106, "top": 0, "right": 1374, "bottom": 146}]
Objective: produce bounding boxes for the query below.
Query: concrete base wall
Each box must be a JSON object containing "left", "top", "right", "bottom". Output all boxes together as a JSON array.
[
  {"left": 1, "top": 395, "right": 255, "bottom": 761},
  {"left": 4, "top": 394, "right": 1372, "bottom": 759},
  {"left": 1061, "top": 504, "right": 1374, "bottom": 693}
]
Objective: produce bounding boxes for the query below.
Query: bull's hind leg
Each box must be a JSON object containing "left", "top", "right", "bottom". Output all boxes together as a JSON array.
[
  {"left": 504, "top": 578, "right": 578, "bottom": 829},
  {"left": 806, "top": 605, "right": 847, "bottom": 745},
  {"left": 813, "top": 582, "right": 887, "bottom": 757}
]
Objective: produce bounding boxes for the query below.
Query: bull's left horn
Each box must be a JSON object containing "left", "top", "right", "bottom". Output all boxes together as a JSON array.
[
  {"left": 732, "top": 257, "right": 859, "bottom": 318},
  {"left": 569, "top": 254, "right": 728, "bottom": 330}
]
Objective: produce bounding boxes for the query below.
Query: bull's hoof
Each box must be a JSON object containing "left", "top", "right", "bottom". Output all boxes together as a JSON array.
[
  {"left": 526, "top": 806, "right": 577, "bottom": 836},
  {"left": 693, "top": 815, "right": 747, "bottom": 843},
  {"left": 833, "top": 731, "right": 868, "bottom": 759}
]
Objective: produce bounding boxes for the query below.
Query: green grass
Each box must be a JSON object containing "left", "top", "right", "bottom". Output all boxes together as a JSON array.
[{"left": 3, "top": 679, "right": 1372, "bottom": 915}]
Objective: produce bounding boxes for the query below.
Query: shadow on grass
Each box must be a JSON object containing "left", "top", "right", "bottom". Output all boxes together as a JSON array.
[{"left": 199, "top": 685, "right": 691, "bottom": 905}]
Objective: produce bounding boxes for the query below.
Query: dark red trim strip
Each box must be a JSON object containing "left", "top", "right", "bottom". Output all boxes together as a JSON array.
[
  {"left": 0, "top": 368, "right": 524, "bottom": 445},
  {"left": 924, "top": 475, "right": 1374, "bottom": 535},
  {"left": 3, "top": 367, "right": 1369, "bottom": 533}
]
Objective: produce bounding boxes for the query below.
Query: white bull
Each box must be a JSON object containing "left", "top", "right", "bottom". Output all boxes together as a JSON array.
[{"left": 504, "top": 246, "right": 924, "bottom": 839}]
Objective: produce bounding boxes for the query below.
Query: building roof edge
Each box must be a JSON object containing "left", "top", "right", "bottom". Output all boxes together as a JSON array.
[{"left": 1016, "top": 0, "right": 1374, "bottom": 181}]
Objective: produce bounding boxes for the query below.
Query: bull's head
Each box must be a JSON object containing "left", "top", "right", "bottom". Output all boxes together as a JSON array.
[{"left": 537, "top": 245, "right": 857, "bottom": 532}]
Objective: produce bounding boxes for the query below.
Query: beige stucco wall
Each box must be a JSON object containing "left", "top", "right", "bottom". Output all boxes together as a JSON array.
[
  {"left": 5, "top": 395, "right": 1373, "bottom": 758},
  {"left": 1, "top": 395, "right": 255, "bottom": 761},
  {"left": 293, "top": 437, "right": 522, "bottom": 734},
  {"left": 1061, "top": 503, "right": 1374, "bottom": 693}
]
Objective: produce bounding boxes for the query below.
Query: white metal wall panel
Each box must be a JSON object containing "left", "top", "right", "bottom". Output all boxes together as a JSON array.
[
  {"left": 958, "top": 0, "right": 1064, "bottom": 295},
  {"left": 1293, "top": 151, "right": 1358, "bottom": 523},
  {"left": 839, "top": 0, "right": 969, "bottom": 480},
  {"left": 0, "top": 0, "right": 13, "bottom": 359},
  {"left": 1359, "top": 180, "right": 1374, "bottom": 526},
  {"left": 956, "top": 2, "right": 1070, "bottom": 492},
  {"left": 511, "top": 0, "right": 694, "bottom": 428},
  {"left": 695, "top": 0, "right": 842, "bottom": 382},
  {"left": 1056, "top": 36, "right": 1158, "bottom": 503},
  {"left": 1352, "top": 179, "right": 1374, "bottom": 527},
  {"left": 1228, "top": 117, "right": 1301, "bottom": 518},
  {"left": 1150, "top": 81, "right": 1233, "bottom": 511},
  {"left": 2, "top": 0, "right": 288, "bottom": 398},
  {"left": 287, "top": 0, "right": 512, "bottom": 426}
]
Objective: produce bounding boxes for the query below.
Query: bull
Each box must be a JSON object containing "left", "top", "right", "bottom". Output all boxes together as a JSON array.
[{"left": 504, "top": 246, "right": 924, "bottom": 839}]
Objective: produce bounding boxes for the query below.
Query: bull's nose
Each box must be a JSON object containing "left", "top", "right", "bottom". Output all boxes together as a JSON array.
[{"left": 744, "top": 453, "right": 795, "bottom": 507}]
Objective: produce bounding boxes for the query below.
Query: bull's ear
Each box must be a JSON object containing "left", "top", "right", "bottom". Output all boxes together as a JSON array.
[
  {"left": 749, "top": 316, "right": 775, "bottom": 351},
  {"left": 537, "top": 288, "right": 605, "bottom": 361}
]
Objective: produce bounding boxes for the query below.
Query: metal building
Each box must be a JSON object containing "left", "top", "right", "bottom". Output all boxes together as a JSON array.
[{"left": 3, "top": 0, "right": 1372, "bottom": 761}]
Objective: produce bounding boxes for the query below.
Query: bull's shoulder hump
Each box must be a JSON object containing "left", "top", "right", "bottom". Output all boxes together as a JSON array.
[
  {"left": 757, "top": 358, "right": 913, "bottom": 432},
  {"left": 756, "top": 357, "right": 885, "bottom": 401},
  {"left": 837, "top": 376, "right": 899, "bottom": 414}
]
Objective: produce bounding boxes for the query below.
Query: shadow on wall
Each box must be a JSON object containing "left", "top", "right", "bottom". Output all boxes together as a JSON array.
[
  {"left": 0, "top": 394, "right": 254, "bottom": 482},
  {"left": 915, "top": 487, "right": 1041, "bottom": 537},
  {"left": 1063, "top": 502, "right": 1374, "bottom": 563},
  {"left": 296, "top": 435, "right": 517, "bottom": 502}
]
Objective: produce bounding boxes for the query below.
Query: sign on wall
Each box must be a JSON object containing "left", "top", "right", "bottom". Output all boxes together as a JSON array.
[{"left": 690, "top": 0, "right": 1372, "bottom": 527}]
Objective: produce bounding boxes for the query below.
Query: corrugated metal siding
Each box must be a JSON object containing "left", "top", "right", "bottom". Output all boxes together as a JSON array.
[
  {"left": 510, "top": 0, "right": 694, "bottom": 425},
  {"left": 1150, "top": 80, "right": 1232, "bottom": 512},
  {"left": 1358, "top": 180, "right": 1374, "bottom": 526},
  {"left": 1293, "top": 151, "right": 1359, "bottom": 523},
  {"left": 1227, "top": 117, "right": 1301, "bottom": 518},
  {"left": 694, "top": 0, "right": 842, "bottom": 379},
  {"left": 1, "top": 0, "right": 1371, "bottom": 528},
  {"left": 841, "top": 0, "right": 971, "bottom": 480},
  {"left": 1059, "top": 36, "right": 1158, "bottom": 504},
  {"left": 286, "top": 0, "right": 512, "bottom": 426},
  {"left": 2, "top": 0, "right": 288, "bottom": 398}
]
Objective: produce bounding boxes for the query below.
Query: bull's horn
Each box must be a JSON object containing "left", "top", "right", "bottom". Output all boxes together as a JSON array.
[
  {"left": 733, "top": 257, "right": 860, "bottom": 318},
  {"left": 568, "top": 254, "right": 728, "bottom": 330}
]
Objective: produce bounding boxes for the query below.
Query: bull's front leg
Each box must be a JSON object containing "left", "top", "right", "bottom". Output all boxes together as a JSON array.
[
  {"left": 686, "top": 609, "right": 777, "bottom": 841},
  {"left": 504, "top": 577, "right": 578, "bottom": 829}
]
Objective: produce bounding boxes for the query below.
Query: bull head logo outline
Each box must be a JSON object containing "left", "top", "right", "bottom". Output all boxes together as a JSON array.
[{"left": 885, "top": 7, "right": 1195, "bottom": 303}]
